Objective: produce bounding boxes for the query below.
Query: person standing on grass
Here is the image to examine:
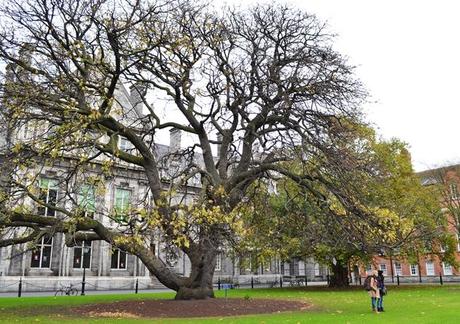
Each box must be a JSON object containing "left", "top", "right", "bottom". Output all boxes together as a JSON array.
[
  {"left": 367, "top": 270, "right": 380, "bottom": 313},
  {"left": 377, "top": 270, "right": 386, "bottom": 312}
]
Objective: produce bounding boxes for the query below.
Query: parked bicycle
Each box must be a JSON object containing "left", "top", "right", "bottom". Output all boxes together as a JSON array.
[
  {"left": 290, "top": 278, "right": 305, "bottom": 287},
  {"left": 55, "top": 284, "right": 79, "bottom": 296}
]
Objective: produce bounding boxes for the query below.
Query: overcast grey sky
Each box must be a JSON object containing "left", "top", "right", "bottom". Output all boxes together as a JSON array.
[{"left": 223, "top": 0, "right": 460, "bottom": 171}]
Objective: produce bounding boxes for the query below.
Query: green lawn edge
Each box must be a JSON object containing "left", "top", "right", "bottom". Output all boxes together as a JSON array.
[{"left": 1, "top": 285, "right": 459, "bottom": 323}]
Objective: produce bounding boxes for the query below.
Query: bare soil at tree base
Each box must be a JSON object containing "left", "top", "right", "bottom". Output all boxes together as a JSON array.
[{"left": 69, "top": 298, "right": 311, "bottom": 319}]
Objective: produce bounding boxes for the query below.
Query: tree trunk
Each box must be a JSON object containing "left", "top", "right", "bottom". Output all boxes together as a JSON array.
[
  {"left": 328, "top": 260, "right": 349, "bottom": 288},
  {"left": 174, "top": 246, "right": 217, "bottom": 300},
  {"left": 175, "top": 286, "right": 214, "bottom": 300}
]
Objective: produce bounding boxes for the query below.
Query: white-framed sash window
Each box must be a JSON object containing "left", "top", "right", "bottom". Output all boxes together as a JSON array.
[
  {"left": 114, "top": 188, "right": 131, "bottom": 221},
  {"left": 78, "top": 184, "right": 96, "bottom": 218},
  {"left": 111, "top": 248, "right": 127, "bottom": 269},
  {"left": 426, "top": 261, "right": 435, "bottom": 276},
  {"left": 38, "top": 178, "right": 58, "bottom": 217},
  {"left": 443, "top": 262, "right": 453, "bottom": 276},
  {"left": 73, "top": 241, "right": 92, "bottom": 269},
  {"left": 215, "top": 253, "right": 222, "bottom": 271},
  {"left": 31, "top": 235, "right": 53, "bottom": 268}
]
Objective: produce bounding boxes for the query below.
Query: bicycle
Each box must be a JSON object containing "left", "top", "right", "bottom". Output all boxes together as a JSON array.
[{"left": 55, "top": 284, "right": 79, "bottom": 296}]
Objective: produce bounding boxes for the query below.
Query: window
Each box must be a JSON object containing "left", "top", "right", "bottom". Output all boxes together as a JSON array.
[
  {"left": 314, "top": 263, "right": 321, "bottom": 276},
  {"left": 379, "top": 264, "right": 387, "bottom": 275},
  {"left": 37, "top": 178, "right": 58, "bottom": 217},
  {"left": 440, "top": 242, "right": 447, "bottom": 252},
  {"left": 240, "top": 256, "right": 252, "bottom": 274},
  {"left": 426, "top": 261, "right": 435, "bottom": 276},
  {"left": 443, "top": 262, "right": 453, "bottom": 276},
  {"left": 31, "top": 235, "right": 53, "bottom": 268},
  {"left": 282, "top": 262, "right": 289, "bottom": 276},
  {"left": 215, "top": 253, "right": 222, "bottom": 271},
  {"left": 410, "top": 264, "right": 418, "bottom": 276},
  {"left": 263, "top": 260, "right": 271, "bottom": 273},
  {"left": 394, "top": 262, "right": 402, "bottom": 276},
  {"left": 366, "top": 264, "right": 372, "bottom": 272},
  {"left": 450, "top": 183, "right": 459, "bottom": 200},
  {"left": 268, "top": 180, "right": 278, "bottom": 195},
  {"left": 77, "top": 185, "right": 96, "bottom": 218},
  {"left": 118, "top": 137, "right": 134, "bottom": 153},
  {"left": 111, "top": 248, "right": 127, "bottom": 269},
  {"left": 73, "top": 241, "right": 92, "bottom": 269},
  {"left": 114, "top": 188, "right": 131, "bottom": 221}
]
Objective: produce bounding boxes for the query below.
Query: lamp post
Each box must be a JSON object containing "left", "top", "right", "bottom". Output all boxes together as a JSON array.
[{"left": 81, "top": 245, "right": 90, "bottom": 296}]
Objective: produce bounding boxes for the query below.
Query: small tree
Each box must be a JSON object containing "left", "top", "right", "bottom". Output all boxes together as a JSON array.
[{"left": 0, "top": 0, "right": 368, "bottom": 298}]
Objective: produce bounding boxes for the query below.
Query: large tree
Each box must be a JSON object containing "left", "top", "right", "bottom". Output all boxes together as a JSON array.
[{"left": 0, "top": 0, "right": 367, "bottom": 299}]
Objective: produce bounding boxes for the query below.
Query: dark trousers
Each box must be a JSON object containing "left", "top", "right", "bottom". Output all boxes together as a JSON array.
[{"left": 378, "top": 289, "right": 384, "bottom": 309}]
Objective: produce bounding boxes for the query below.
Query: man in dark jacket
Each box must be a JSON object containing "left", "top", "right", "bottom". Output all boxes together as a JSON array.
[{"left": 377, "top": 270, "right": 386, "bottom": 312}]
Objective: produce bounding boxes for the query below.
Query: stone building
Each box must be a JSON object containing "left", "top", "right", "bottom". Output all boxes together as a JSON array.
[{"left": 0, "top": 78, "right": 328, "bottom": 292}]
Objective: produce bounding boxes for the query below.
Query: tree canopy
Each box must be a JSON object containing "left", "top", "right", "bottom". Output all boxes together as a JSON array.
[
  {"left": 237, "top": 127, "right": 445, "bottom": 286},
  {"left": 0, "top": 0, "right": 424, "bottom": 298}
]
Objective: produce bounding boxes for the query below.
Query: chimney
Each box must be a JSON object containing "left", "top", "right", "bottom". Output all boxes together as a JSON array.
[
  {"left": 129, "top": 82, "right": 147, "bottom": 117},
  {"left": 169, "top": 128, "right": 181, "bottom": 151}
]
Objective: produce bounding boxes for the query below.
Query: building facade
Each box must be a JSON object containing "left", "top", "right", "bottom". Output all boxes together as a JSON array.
[
  {"left": 0, "top": 80, "right": 327, "bottom": 292},
  {"left": 359, "top": 164, "right": 460, "bottom": 282}
]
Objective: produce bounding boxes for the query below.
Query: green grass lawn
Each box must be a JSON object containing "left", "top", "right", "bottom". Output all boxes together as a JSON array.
[{"left": 0, "top": 285, "right": 458, "bottom": 323}]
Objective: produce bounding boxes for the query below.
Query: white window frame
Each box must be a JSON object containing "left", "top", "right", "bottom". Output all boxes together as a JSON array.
[
  {"left": 114, "top": 187, "right": 131, "bottom": 221},
  {"left": 38, "top": 178, "right": 58, "bottom": 217},
  {"left": 379, "top": 263, "right": 387, "bottom": 275},
  {"left": 30, "top": 235, "right": 53, "bottom": 269},
  {"left": 77, "top": 184, "right": 96, "bottom": 218},
  {"left": 442, "top": 262, "right": 453, "bottom": 276},
  {"left": 118, "top": 136, "right": 134, "bottom": 153},
  {"left": 440, "top": 242, "right": 446, "bottom": 253},
  {"left": 410, "top": 264, "right": 418, "bottom": 276},
  {"left": 314, "top": 263, "right": 321, "bottom": 276},
  {"left": 426, "top": 261, "right": 435, "bottom": 276},
  {"left": 215, "top": 253, "right": 222, "bottom": 271},
  {"left": 394, "top": 262, "right": 402, "bottom": 276},
  {"left": 244, "top": 256, "right": 252, "bottom": 273},
  {"left": 73, "top": 241, "right": 92, "bottom": 269},
  {"left": 283, "top": 262, "right": 289, "bottom": 276},
  {"left": 111, "top": 248, "right": 127, "bottom": 270}
]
